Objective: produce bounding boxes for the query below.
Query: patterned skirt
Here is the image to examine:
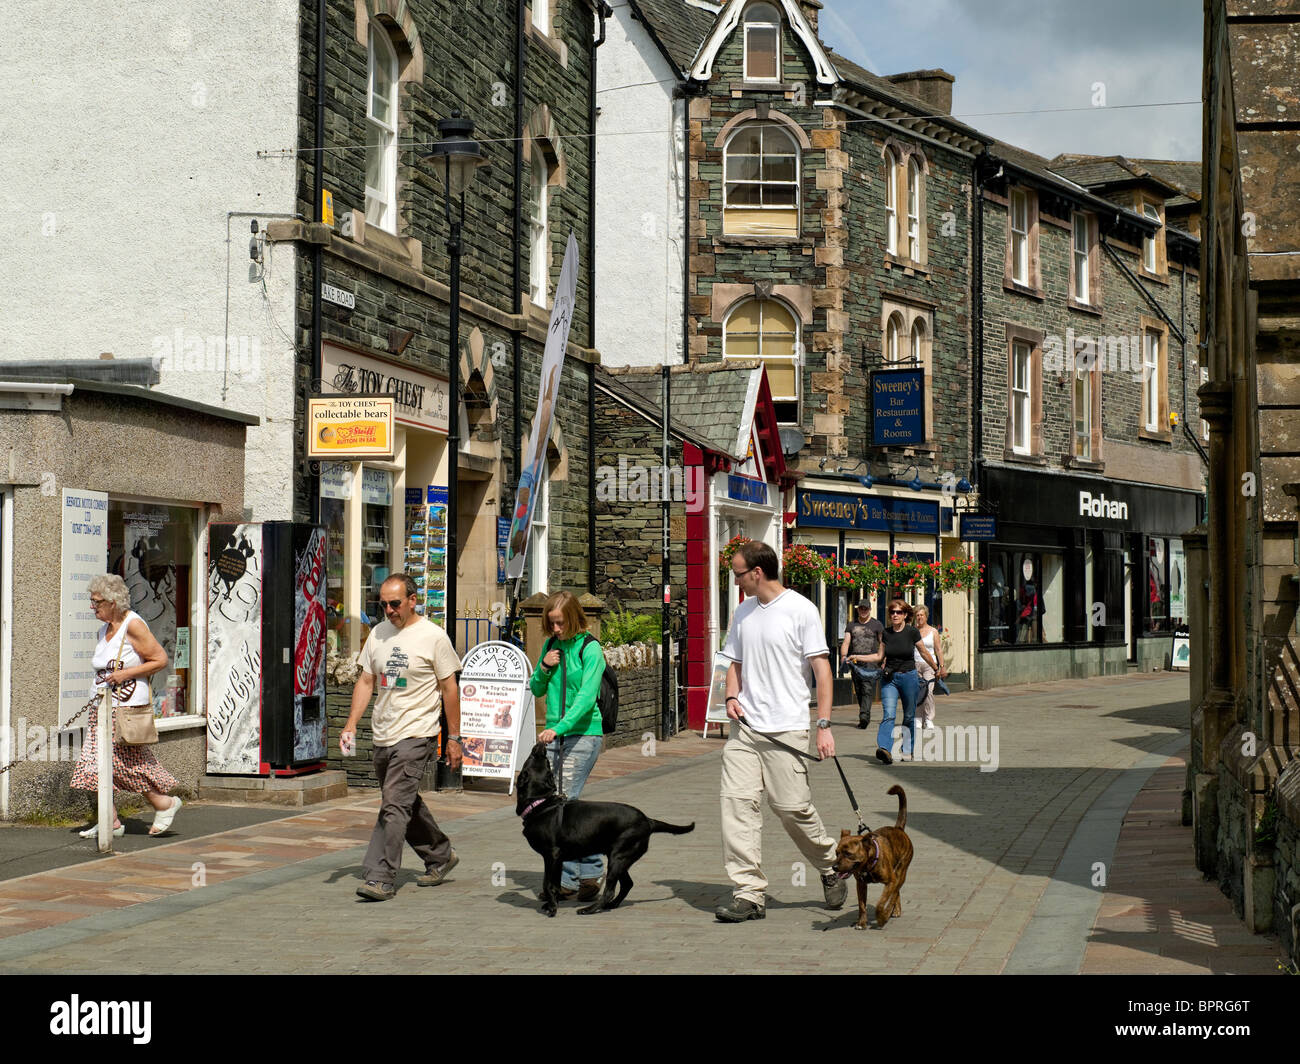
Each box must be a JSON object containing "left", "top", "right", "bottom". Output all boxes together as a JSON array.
[{"left": 69, "top": 697, "right": 179, "bottom": 796}]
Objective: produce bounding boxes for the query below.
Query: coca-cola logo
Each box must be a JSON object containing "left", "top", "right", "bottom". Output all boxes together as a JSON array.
[
  {"left": 295, "top": 604, "right": 326, "bottom": 695},
  {"left": 296, "top": 533, "right": 325, "bottom": 602}
]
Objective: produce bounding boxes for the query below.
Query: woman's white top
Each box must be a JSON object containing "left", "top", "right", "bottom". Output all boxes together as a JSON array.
[
  {"left": 914, "top": 628, "right": 937, "bottom": 668},
  {"left": 92, "top": 610, "right": 151, "bottom": 706}
]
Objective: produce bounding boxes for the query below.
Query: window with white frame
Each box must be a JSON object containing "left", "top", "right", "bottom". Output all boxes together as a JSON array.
[
  {"left": 1142, "top": 202, "right": 1161, "bottom": 273},
  {"left": 1073, "top": 212, "right": 1091, "bottom": 303},
  {"left": 906, "top": 157, "right": 922, "bottom": 260},
  {"left": 532, "top": 0, "right": 549, "bottom": 36},
  {"left": 1074, "top": 363, "right": 1093, "bottom": 460},
  {"left": 885, "top": 312, "right": 903, "bottom": 363},
  {"left": 530, "top": 152, "right": 550, "bottom": 306},
  {"left": 1011, "top": 340, "right": 1032, "bottom": 454},
  {"left": 743, "top": 2, "right": 781, "bottom": 82},
  {"left": 1010, "top": 189, "right": 1030, "bottom": 285},
  {"left": 723, "top": 122, "right": 799, "bottom": 237},
  {"left": 724, "top": 298, "right": 800, "bottom": 423},
  {"left": 884, "top": 149, "right": 899, "bottom": 255},
  {"left": 527, "top": 466, "right": 550, "bottom": 597},
  {"left": 1143, "top": 328, "right": 1161, "bottom": 431},
  {"left": 366, "top": 26, "right": 399, "bottom": 233}
]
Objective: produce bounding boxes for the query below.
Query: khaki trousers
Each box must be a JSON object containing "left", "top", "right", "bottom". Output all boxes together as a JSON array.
[{"left": 720, "top": 724, "right": 836, "bottom": 904}]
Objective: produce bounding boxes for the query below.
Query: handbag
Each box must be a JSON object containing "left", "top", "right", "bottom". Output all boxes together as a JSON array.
[{"left": 106, "top": 617, "right": 158, "bottom": 746}]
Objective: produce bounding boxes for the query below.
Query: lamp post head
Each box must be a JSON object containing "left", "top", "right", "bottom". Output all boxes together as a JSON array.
[{"left": 422, "top": 110, "right": 489, "bottom": 207}]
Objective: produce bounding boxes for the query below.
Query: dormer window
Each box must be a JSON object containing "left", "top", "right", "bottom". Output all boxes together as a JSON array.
[
  {"left": 744, "top": 3, "right": 781, "bottom": 82},
  {"left": 1142, "top": 201, "right": 1163, "bottom": 274}
]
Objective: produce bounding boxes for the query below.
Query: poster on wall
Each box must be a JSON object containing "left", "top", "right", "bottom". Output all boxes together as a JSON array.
[
  {"left": 206, "top": 524, "right": 263, "bottom": 774},
  {"left": 458, "top": 641, "right": 535, "bottom": 793},
  {"left": 122, "top": 509, "right": 178, "bottom": 716},
  {"left": 59, "top": 489, "right": 108, "bottom": 729},
  {"left": 293, "top": 525, "right": 328, "bottom": 762}
]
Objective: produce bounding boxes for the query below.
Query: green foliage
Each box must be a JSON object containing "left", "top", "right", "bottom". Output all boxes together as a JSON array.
[{"left": 601, "top": 605, "right": 662, "bottom": 647}]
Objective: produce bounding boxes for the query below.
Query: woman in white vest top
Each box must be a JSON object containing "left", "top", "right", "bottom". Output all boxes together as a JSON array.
[
  {"left": 913, "top": 604, "right": 946, "bottom": 731},
  {"left": 70, "top": 574, "right": 182, "bottom": 837}
]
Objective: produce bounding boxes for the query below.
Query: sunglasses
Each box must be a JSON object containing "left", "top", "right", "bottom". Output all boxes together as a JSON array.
[
  {"left": 888, "top": 609, "right": 907, "bottom": 615},
  {"left": 381, "top": 599, "right": 407, "bottom": 610}
]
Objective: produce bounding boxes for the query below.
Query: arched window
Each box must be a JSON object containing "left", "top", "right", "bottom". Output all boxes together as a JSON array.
[
  {"left": 366, "top": 25, "right": 399, "bottom": 233},
  {"left": 885, "top": 313, "right": 903, "bottom": 363},
  {"left": 530, "top": 152, "right": 550, "bottom": 306},
  {"left": 743, "top": 2, "right": 781, "bottom": 82},
  {"left": 884, "top": 148, "right": 899, "bottom": 255},
  {"left": 909, "top": 318, "right": 926, "bottom": 364},
  {"left": 724, "top": 123, "right": 799, "bottom": 237},
  {"left": 906, "top": 157, "right": 922, "bottom": 260},
  {"left": 724, "top": 298, "right": 800, "bottom": 423}
]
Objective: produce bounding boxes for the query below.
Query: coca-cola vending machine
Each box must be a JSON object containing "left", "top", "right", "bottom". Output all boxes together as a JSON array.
[{"left": 206, "top": 521, "right": 328, "bottom": 775}]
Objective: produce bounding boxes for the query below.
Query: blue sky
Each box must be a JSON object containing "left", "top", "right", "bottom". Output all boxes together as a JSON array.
[{"left": 818, "top": 0, "right": 1203, "bottom": 161}]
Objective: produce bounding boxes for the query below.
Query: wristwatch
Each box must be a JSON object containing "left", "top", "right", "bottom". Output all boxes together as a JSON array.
[
  {"left": 725, "top": 696, "right": 741, "bottom": 707},
  {"left": 447, "top": 735, "right": 463, "bottom": 745},
  {"left": 816, "top": 718, "right": 832, "bottom": 730}
]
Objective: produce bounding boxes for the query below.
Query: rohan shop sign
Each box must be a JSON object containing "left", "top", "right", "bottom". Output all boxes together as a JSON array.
[{"left": 322, "top": 343, "right": 449, "bottom": 434}]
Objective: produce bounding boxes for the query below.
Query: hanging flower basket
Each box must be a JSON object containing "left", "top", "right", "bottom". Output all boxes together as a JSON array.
[
  {"left": 782, "top": 544, "right": 828, "bottom": 587},
  {"left": 718, "top": 534, "right": 753, "bottom": 571}
]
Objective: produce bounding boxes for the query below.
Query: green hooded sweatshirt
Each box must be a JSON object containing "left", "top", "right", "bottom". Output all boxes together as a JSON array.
[{"left": 529, "top": 633, "right": 606, "bottom": 737}]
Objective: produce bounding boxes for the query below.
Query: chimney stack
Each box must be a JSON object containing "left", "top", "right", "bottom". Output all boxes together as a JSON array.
[
  {"left": 884, "top": 69, "right": 956, "bottom": 115},
  {"left": 796, "top": 0, "right": 822, "bottom": 33}
]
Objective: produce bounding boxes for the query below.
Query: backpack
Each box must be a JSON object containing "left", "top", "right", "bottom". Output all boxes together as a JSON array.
[{"left": 547, "top": 633, "right": 619, "bottom": 735}]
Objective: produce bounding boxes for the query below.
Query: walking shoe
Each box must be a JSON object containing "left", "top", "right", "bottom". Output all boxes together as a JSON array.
[
  {"left": 356, "top": 880, "right": 395, "bottom": 901},
  {"left": 79, "top": 822, "right": 125, "bottom": 838},
  {"left": 875, "top": 747, "right": 893, "bottom": 765},
  {"left": 576, "top": 878, "right": 603, "bottom": 902},
  {"left": 821, "top": 872, "right": 848, "bottom": 910},
  {"left": 555, "top": 884, "right": 579, "bottom": 900},
  {"left": 715, "top": 897, "right": 766, "bottom": 922},
  {"left": 416, "top": 850, "right": 459, "bottom": 886},
  {"left": 856, "top": 718, "right": 871, "bottom": 729},
  {"left": 899, "top": 754, "right": 914, "bottom": 762}
]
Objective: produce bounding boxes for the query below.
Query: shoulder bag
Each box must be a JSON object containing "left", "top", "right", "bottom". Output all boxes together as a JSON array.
[{"left": 109, "top": 617, "right": 158, "bottom": 746}]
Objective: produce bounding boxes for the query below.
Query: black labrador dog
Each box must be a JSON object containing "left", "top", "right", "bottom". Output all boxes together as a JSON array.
[{"left": 515, "top": 741, "right": 694, "bottom": 916}]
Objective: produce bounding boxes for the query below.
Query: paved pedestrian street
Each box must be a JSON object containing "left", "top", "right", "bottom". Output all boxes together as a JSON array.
[{"left": 0, "top": 674, "right": 1282, "bottom": 975}]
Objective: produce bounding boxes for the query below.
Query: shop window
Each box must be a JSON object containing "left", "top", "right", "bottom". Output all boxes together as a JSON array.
[
  {"left": 360, "top": 467, "right": 394, "bottom": 632},
  {"left": 320, "top": 470, "right": 348, "bottom": 653},
  {"left": 1168, "top": 539, "right": 1186, "bottom": 627},
  {"left": 723, "top": 122, "right": 799, "bottom": 238},
  {"left": 530, "top": 152, "right": 551, "bottom": 307},
  {"left": 108, "top": 501, "right": 198, "bottom": 717},
  {"left": 1145, "top": 536, "right": 1174, "bottom": 633},
  {"left": 743, "top": 2, "right": 781, "bottom": 82},
  {"left": 985, "top": 548, "right": 1063, "bottom": 646},
  {"left": 724, "top": 298, "right": 800, "bottom": 424},
  {"left": 366, "top": 24, "right": 399, "bottom": 233}
]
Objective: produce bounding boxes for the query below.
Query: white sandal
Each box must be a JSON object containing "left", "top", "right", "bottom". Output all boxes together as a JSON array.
[
  {"left": 148, "top": 797, "right": 182, "bottom": 836},
  {"left": 79, "top": 822, "right": 125, "bottom": 838}
]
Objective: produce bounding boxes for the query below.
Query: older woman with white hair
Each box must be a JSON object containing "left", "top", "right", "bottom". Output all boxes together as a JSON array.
[{"left": 70, "top": 574, "right": 182, "bottom": 837}]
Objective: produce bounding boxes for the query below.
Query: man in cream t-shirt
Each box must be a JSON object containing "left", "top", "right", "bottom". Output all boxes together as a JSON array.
[
  {"left": 341, "top": 573, "right": 463, "bottom": 901},
  {"left": 715, "top": 540, "right": 847, "bottom": 922}
]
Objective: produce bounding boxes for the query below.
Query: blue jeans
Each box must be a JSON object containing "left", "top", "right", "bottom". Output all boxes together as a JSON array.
[
  {"left": 548, "top": 734, "right": 603, "bottom": 888},
  {"left": 876, "top": 670, "right": 919, "bottom": 757}
]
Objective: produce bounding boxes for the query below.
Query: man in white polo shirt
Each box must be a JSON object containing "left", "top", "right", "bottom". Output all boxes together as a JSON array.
[
  {"left": 341, "top": 573, "right": 463, "bottom": 901},
  {"left": 716, "top": 540, "right": 847, "bottom": 922}
]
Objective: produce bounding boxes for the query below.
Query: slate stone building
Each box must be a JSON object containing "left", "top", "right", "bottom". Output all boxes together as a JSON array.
[
  {"left": 596, "top": 0, "right": 1206, "bottom": 710},
  {"left": 1192, "top": 0, "right": 1300, "bottom": 965}
]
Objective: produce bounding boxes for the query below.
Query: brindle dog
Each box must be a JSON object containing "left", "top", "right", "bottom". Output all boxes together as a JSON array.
[{"left": 832, "top": 785, "right": 914, "bottom": 929}]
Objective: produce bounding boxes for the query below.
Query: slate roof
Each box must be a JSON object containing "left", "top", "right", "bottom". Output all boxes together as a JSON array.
[
  {"left": 596, "top": 360, "right": 760, "bottom": 460},
  {"left": 628, "top": 0, "right": 719, "bottom": 76},
  {"left": 1048, "top": 154, "right": 1190, "bottom": 199}
]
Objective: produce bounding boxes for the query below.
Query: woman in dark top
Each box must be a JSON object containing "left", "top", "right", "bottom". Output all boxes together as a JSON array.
[{"left": 866, "top": 598, "right": 939, "bottom": 765}]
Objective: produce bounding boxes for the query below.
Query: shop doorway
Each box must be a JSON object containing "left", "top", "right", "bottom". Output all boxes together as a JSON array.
[{"left": 1123, "top": 549, "right": 1134, "bottom": 662}]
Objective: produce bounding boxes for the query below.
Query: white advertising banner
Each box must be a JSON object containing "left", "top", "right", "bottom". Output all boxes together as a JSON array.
[
  {"left": 60, "top": 490, "right": 108, "bottom": 729},
  {"left": 458, "top": 641, "right": 535, "bottom": 793},
  {"left": 206, "top": 524, "right": 264, "bottom": 773}
]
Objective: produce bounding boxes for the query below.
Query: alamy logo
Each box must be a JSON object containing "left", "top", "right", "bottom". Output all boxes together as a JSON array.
[
  {"left": 151, "top": 329, "right": 262, "bottom": 380},
  {"left": 50, "top": 996, "right": 151, "bottom": 1044},
  {"left": 1079, "top": 490, "right": 1128, "bottom": 520},
  {"left": 594, "top": 457, "right": 704, "bottom": 513}
]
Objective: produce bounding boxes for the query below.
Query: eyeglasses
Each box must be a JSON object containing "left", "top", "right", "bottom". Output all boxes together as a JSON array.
[
  {"left": 888, "top": 609, "right": 906, "bottom": 615},
  {"left": 89, "top": 597, "right": 106, "bottom": 607},
  {"left": 381, "top": 599, "right": 406, "bottom": 610},
  {"left": 733, "top": 567, "right": 756, "bottom": 579}
]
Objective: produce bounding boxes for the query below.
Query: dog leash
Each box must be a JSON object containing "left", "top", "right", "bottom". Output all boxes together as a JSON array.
[{"left": 734, "top": 715, "right": 868, "bottom": 834}]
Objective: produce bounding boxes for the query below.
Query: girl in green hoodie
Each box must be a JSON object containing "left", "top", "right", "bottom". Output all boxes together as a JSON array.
[{"left": 530, "top": 591, "right": 607, "bottom": 899}]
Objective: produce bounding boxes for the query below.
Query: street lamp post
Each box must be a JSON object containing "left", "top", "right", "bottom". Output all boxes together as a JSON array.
[{"left": 422, "top": 112, "right": 488, "bottom": 652}]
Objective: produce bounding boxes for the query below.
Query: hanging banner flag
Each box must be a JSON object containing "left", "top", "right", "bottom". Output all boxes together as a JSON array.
[{"left": 506, "top": 232, "right": 579, "bottom": 583}]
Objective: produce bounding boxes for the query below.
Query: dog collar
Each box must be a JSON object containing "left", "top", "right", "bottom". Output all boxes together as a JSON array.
[
  {"left": 520, "top": 798, "right": 550, "bottom": 819},
  {"left": 865, "top": 836, "right": 881, "bottom": 868}
]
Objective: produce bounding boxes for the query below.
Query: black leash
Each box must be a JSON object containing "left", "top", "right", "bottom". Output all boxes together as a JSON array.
[{"left": 733, "top": 715, "right": 868, "bottom": 834}]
